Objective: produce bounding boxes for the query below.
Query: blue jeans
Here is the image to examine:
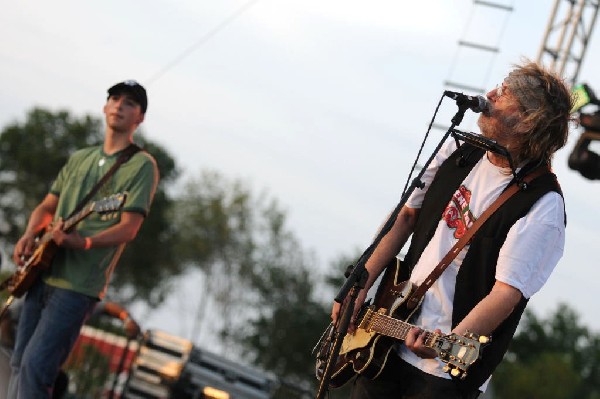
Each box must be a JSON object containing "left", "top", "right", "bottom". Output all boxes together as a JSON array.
[{"left": 7, "top": 279, "right": 97, "bottom": 399}]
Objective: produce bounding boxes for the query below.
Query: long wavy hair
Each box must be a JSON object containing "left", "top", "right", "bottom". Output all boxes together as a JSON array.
[{"left": 507, "top": 61, "right": 574, "bottom": 165}]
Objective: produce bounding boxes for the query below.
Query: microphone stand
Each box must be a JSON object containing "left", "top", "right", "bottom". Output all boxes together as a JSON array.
[{"left": 314, "top": 103, "right": 472, "bottom": 399}]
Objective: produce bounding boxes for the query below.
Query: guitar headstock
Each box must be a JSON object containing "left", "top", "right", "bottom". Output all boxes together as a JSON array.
[
  {"left": 91, "top": 193, "right": 127, "bottom": 214},
  {"left": 433, "top": 331, "right": 491, "bottom": 379}
]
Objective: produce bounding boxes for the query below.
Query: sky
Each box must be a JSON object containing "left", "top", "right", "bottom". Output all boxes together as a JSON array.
[{"left": 2, "top": 0, "right": 600, "bottom": 345}]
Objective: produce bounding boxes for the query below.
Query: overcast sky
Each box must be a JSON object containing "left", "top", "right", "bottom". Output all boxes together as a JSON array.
[{"left": 2, "top": 1, "right": 600, "bottom": 343}]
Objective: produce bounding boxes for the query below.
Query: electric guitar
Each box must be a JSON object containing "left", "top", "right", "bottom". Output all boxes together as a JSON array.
[
  {"left": 314, "top": 262, "right": 490, "bottom": 388},
  {"left": 0, "top": 193, "right": 127, "bottom": 298}
]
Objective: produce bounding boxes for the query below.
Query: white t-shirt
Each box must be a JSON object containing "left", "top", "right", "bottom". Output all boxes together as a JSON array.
[{"left": 398, "top": 140, "right": 565, "bottom": 389}]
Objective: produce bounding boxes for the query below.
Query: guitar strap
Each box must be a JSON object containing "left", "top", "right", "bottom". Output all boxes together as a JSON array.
[
  {"left": 67, "top": 143, "right": 141, "bottom": 219},
  {"left": 405, "top": 165, "right": 549, "bottom": 310}
]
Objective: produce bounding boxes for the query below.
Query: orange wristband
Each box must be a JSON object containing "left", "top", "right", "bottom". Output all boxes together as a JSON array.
[{"left": 84, "top": 237, "right": 92, "bottom": 250}]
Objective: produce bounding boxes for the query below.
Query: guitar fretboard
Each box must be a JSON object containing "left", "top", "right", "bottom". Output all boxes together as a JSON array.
[
  {"left": 364, "top": 310, "right": 439, "bottom": 348},
  {"left": 38, "top": 205, "right": 93, "bottom": 246}
]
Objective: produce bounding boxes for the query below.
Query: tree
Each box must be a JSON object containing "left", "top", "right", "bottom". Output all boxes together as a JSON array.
[
  {"left": 0, "top": 107, "right": 180, "bottom": 305},
  {"left": 169, "top": 170, "right": 257, "bottom": 344},
  {"left": 0, "top": 108, "right": 103, "bottom": 242},
  {"left": 492, "top": 303, "right": 600, "bottom": 399},
  {"left": 169, "top": 170, "right": 336, "bottom": 397},
  {"left": 232, "top": 243, "right": 363, "bottom": 398},
  {"left": 492, "top": 352, "right": 582, "bottom": 399}
]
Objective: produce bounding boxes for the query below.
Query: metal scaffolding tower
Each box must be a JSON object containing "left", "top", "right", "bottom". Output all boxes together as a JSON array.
[{"left": 537, "top": 0, "right": 600, "bottom": 86}]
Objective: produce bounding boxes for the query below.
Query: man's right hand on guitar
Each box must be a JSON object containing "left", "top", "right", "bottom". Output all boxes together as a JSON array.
[
  {"left": 405, "top": 327, "right": 442, "bottom": 359},
  {"left": 13, "top": 232, "right": 38, "bottom": 266}
]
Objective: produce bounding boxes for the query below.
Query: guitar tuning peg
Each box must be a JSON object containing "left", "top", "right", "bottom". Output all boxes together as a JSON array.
[
  {"left": 479, "top": 335, "right": 490, "bottom": 344},
  {"left": 443, "top": 365, "right": 450, "bottom": 373},
  {"left": 450, "top": 368, "right": 461, "bottom": 377}
]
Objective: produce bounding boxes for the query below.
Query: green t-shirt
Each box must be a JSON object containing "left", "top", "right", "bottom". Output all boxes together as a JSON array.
[{"left": 43, "top": 145, "right": 159, "bottom": 299}]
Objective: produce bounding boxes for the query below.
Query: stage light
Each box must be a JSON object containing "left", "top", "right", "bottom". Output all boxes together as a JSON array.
[{"left": 202, "top": 386, "right": 230, "bottom": 399}]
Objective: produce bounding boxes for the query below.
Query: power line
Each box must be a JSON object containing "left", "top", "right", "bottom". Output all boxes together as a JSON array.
[{"left": 146, "top": 0, "right": 260, "bottom": 84}]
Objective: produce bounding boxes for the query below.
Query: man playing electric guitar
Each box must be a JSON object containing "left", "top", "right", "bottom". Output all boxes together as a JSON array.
[
  {"left": 330, "top": 62, "right": 573, "bottom": 398},
  {"left": 7, "top": 80, "right": 159, "bottom": 399}
]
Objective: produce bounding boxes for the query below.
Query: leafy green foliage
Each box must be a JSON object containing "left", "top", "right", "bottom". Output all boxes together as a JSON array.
[
  {"left": 0, "top": 108, "right": 103, "bottom": 242},
  {"left": 171, "top": 170, "right": 253, "bottom": 272},
  {"left": 171, "top": 170, "right": 333, "bottom": 396},
  {"left": 493, "top": 352, "right": 582, "bottom": 399},
  {"left": 493, "top": 304, "right": 600, "bottom": 398},
  {"left": 233, "top": 245, "right": 365, "bottom": 398}
]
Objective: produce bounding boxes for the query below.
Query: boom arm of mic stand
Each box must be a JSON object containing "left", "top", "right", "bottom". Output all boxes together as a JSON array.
[
  {"left": 316, "top": 117, "right": 460, "bottom": 399},
  {"left": 333, "top": 115, "right": 461, "bottom": 304}
]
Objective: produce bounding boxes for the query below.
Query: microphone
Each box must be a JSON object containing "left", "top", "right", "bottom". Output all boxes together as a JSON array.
[{"left": 444, "top": 91, "right": 489, "bottom": 114}]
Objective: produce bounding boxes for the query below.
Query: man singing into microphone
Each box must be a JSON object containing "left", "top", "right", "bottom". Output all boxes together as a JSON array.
[{"left": 331, "top": 61, "right": 572, "bottom": 398}]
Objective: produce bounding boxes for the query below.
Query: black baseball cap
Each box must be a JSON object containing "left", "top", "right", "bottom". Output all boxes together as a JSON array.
[{"left": 107, "top": 80, "right": 148, "bottom": 113}]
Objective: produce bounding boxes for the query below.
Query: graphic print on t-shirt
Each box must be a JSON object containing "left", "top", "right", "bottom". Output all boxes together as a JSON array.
[{"left": 442, "top": 185, "right": 476, "bottom": 239}]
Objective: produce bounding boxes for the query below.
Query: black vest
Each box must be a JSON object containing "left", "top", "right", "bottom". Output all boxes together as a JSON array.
[{"left": 403, "top": 144, "right": 564, "bottom": 390}]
